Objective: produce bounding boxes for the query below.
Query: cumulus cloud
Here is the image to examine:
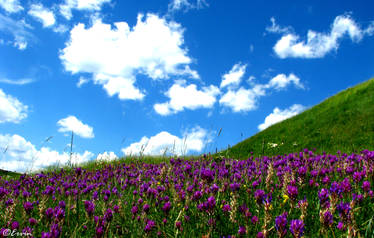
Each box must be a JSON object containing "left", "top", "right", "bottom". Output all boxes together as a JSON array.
[
  {"left": 57, "top": 116, "right": 94, "bottom": 139},
  {"left": 28, "top": 3, "right": 55, "bottom": 28},
  {"left": 258, "top": 104, "right": 305, "bottom": 131},
  {"left": 0, "top": 134, "right": 94, "bottom": 172},
  {"left": 267, "top": 73, "right": 304, "bottom": 90},
  {"left": 122, "top": 126, "right": 211, "bottom": 156},
  {"left": 0, "top": 13, "right": 34, "bottom": 50},
  {"left": 168, "top": 0, "right": 208, "bottom": 13},
  {"left": 219, "top": 72, "right": 304, "bottom": 113},
  {"left": 154, "top": 80, "right": 219, "bottom": 115},
  {"left": 0, "top": 0, "right": 23, "bottom": 13},
  {"left": 60, "top": 14, "right": 197, "bottom": 101},
  {"left": 272, "top": 14, "right": 374, "bottom": 58},
  {"left": 220, "top": 63, "right": 246, "bottom": 88},
  {"left": 59, "top": 0, "right": 111, "bottom": 20},
  {"left": 0, "top": 88, "right": 28, "bottom": 123},
  {"left": 219, "top": 87, "right": 263, "bottom": 112},
  {"left": 96, "top": 151, "right": 117, "bottom": 162}
]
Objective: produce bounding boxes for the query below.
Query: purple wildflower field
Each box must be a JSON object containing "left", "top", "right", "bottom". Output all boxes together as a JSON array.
[{"left": 0, "top": 149, "right": 373, "bottom": 237}]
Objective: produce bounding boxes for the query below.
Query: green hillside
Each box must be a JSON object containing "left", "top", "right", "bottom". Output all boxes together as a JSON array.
[{"left": 223, "top": 78, "right": 374, "bottom": 159}]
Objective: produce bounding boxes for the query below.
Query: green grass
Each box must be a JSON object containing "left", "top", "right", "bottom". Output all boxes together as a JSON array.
[
  {"left": 221, "top": 78, "right": 374, "bottom": 159},
  {"left": 0, "top": 168, "right": 21, "bottom": 179},
  {"left": 39, "top": 155, "right": 203, "bottom": 175}
]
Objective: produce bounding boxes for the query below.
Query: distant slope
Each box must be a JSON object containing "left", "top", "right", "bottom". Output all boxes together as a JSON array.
[{"left": 223, "top": 78, "right": 374, "bottom": 158}]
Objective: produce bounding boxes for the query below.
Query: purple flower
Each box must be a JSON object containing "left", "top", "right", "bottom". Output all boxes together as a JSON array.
[
  {"left": 238, "top": 226, "right": 246, "bottom": 235},
  {"left": 84, "top": 200, "right": 95, "bottom": 216},
  {"left": 337, "top": 202, "right": 351, "bottom": 220},
  {"left": 50, "top": 223, "right": 60, "bottom": 238},
  {"left": 75, "top": 167, "right": 83, "bottom": 176},
  {"left": 362, "top": 181, "right": 371, "bottom": 192},
  {"left": 162, "top": 202, "right": 171, "bottom": 213},
  {"left": 192, "top": 191, "right": 202, "bottom": 201},
  {"left": 230, "top": 183, "right": 240, "bottom": 192},
  {"left": 287, "top": 185, "right": 298, "bottom": 200},
  {"left": 45, "top": 208, "right": 54, "bottom": 219},
  {"left": 29, "top": 217, "right": 37, "bottom": 226},
  {"left": 353, "top": 171, "right": 362, "bottom": 183},
  {"left": 5, "top": 198, "right": 13, "bottom": 207},
  {"left": 23, "top": 201, "right": 34, "bottom": 214},
  {"left": 96, "top": 226, "right": 104, "bottom": 237},
  {"left": 144, "top": 220, "right": 156, "bottom": 232},
  {"left": 353, "top": 193, "right": 364, "bottom": 203},
  {"left": 131, "top": 205, "right": 138, "bottom": 215},
  {"left": 322, "top": 211, "right": 333, "bottom": 227},
  {"left": 222, "top": 204, "right": 231, "bottom": 212},
  {"left": 23, "top": 190, "right": 31, "bottom": 198},
  {"left": 114, "top": 205, "right": 119, "bottom": 213},
  {"left": 207, "top": 196, "right": 216, "bottom": 209},
  {"left": 257, "top": 231, "right": 264, "bottom": 238},
  {"left": 54, "top": 207, "right": 65, "bottom": 221},
  {"left": 290, "top": 219, "right": 304, "bottom": 238},
  {"left": 251, "top": 216, "right": 258, "bottom": 224},
  {"left": 330, "top": 181, "right": 342, "bottom": 195},
  {"left": 143, "top": 204, "right": 150, "bottom": 213},
  {"left": 318, "top": 188, "right": 330, "bottom": 208},
  {"left": 11, "top": 221, "right": 19, "bottom": 230},
  {"left": 340, "top": 178, "right": 352, "bottom": 193},
  {"left": 337, "top": 221, "right": 344, "bottom": 230},
  {"left": 58, "top": 200, "right": 66, "bottom": 209},
  {"left": 297, "top": 167, "right": 307, "bottom": 176},
  {"left": 176, "top": 221, "right": 182, "bottom": 230},
  {"left": 254, "top": 189, "right": 265, "bottom": 204},
  {"left": 41, "top": 232, "right": 52, "bottom": 238},
  {"left": 210, "top": 184, "right": 219, "bottom": 193},
  {"left": 275, "top": 212, "right": 288, "bottom": 237},
  {"left": 92, "top": 191, "right": 99, "bottom": 200},
  {"left": 104, "top": 208, "right": 113, "bottom": 221}
]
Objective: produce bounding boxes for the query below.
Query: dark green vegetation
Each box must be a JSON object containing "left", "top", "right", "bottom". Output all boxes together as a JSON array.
[
  {"left": 0, "top": 169, "right": 20, "bottom": 179},
  {"left": 223, "top": 78, "right": 374, "bottom": 159}
]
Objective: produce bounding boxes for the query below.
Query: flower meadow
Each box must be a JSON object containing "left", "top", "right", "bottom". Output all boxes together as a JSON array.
[{"left": 0, "top": 149, "right": 373, "bottom": 237}]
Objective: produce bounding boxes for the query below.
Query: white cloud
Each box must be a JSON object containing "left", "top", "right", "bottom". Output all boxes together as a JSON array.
[
  {"left": 96, "top": 151, "right": 117, "bottom": 162},
  {"left": 0, "top": 134, "right": 94, "bottom": 173},
  {"left": 53, "top": 24, "right": 69, "bottom": 34},
  {"left": 0, "top": 88, "right": 28, "bottom": 123},
  {"left": 168, "top": 0, "right": 208, "bottom": 13},
  {"left": 60, "top": 14, "right": 197, "bottom": 101},
  {"left": 267, "top": 73, "right": 304, "bottom": 90},
  {"left": 59, "top": 0, "right": 111, "bottom": 20},
  {"left": 95, "top": 74, "right": 145, "bottom": 100},
  {"left": 0, "top": 0, "right": 23, "bottom": 13},
  {"left": 219, "top": 87, "right": 262, "bottom": 112},
  {"left": 265, "top": 17, "right": 292, "bottom": 34},
  {"left": 122, "top": 126, "right": 211, "bottom": 156},
  {"left": 273, "top": 14, "right": 373, "bottom": 58},
  {"left": 28, "top": 4, "right": 55, "bottom": 28},
  {"left": 57, "top": 116, "right": 94, "bottom": 139},
  {"left": 365, "top": 21, "right": 374, "bottom": 36},
  {"left": 220, "top": 63, "right": 246, "bottom": 88},
  {"left": 0, "top": 13, "right": 34, "bottom": 50},
  {"left": 0, "top": 78, "right": 33, "bottom": 85},
  {"left": 258, "top": 104, "right": 305, "bottom": 131},
  {"left": 154, "top": 80, "right": 219, "bottom": 115},
  {"left": 77, "top": 76, "right": 88, "bottom": 87},
  {"left": 219, "top": 73, "right": 303, "bottom": 113}
]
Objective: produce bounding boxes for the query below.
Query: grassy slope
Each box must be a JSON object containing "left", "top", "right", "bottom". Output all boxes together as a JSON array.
[{"left": 222, "top": 78, "right": 374, "bottom": 159}]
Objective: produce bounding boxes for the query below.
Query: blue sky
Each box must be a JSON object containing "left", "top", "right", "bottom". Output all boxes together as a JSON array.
[{"left": 0, "top": 0, "right": 373, "bottom": 172}]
